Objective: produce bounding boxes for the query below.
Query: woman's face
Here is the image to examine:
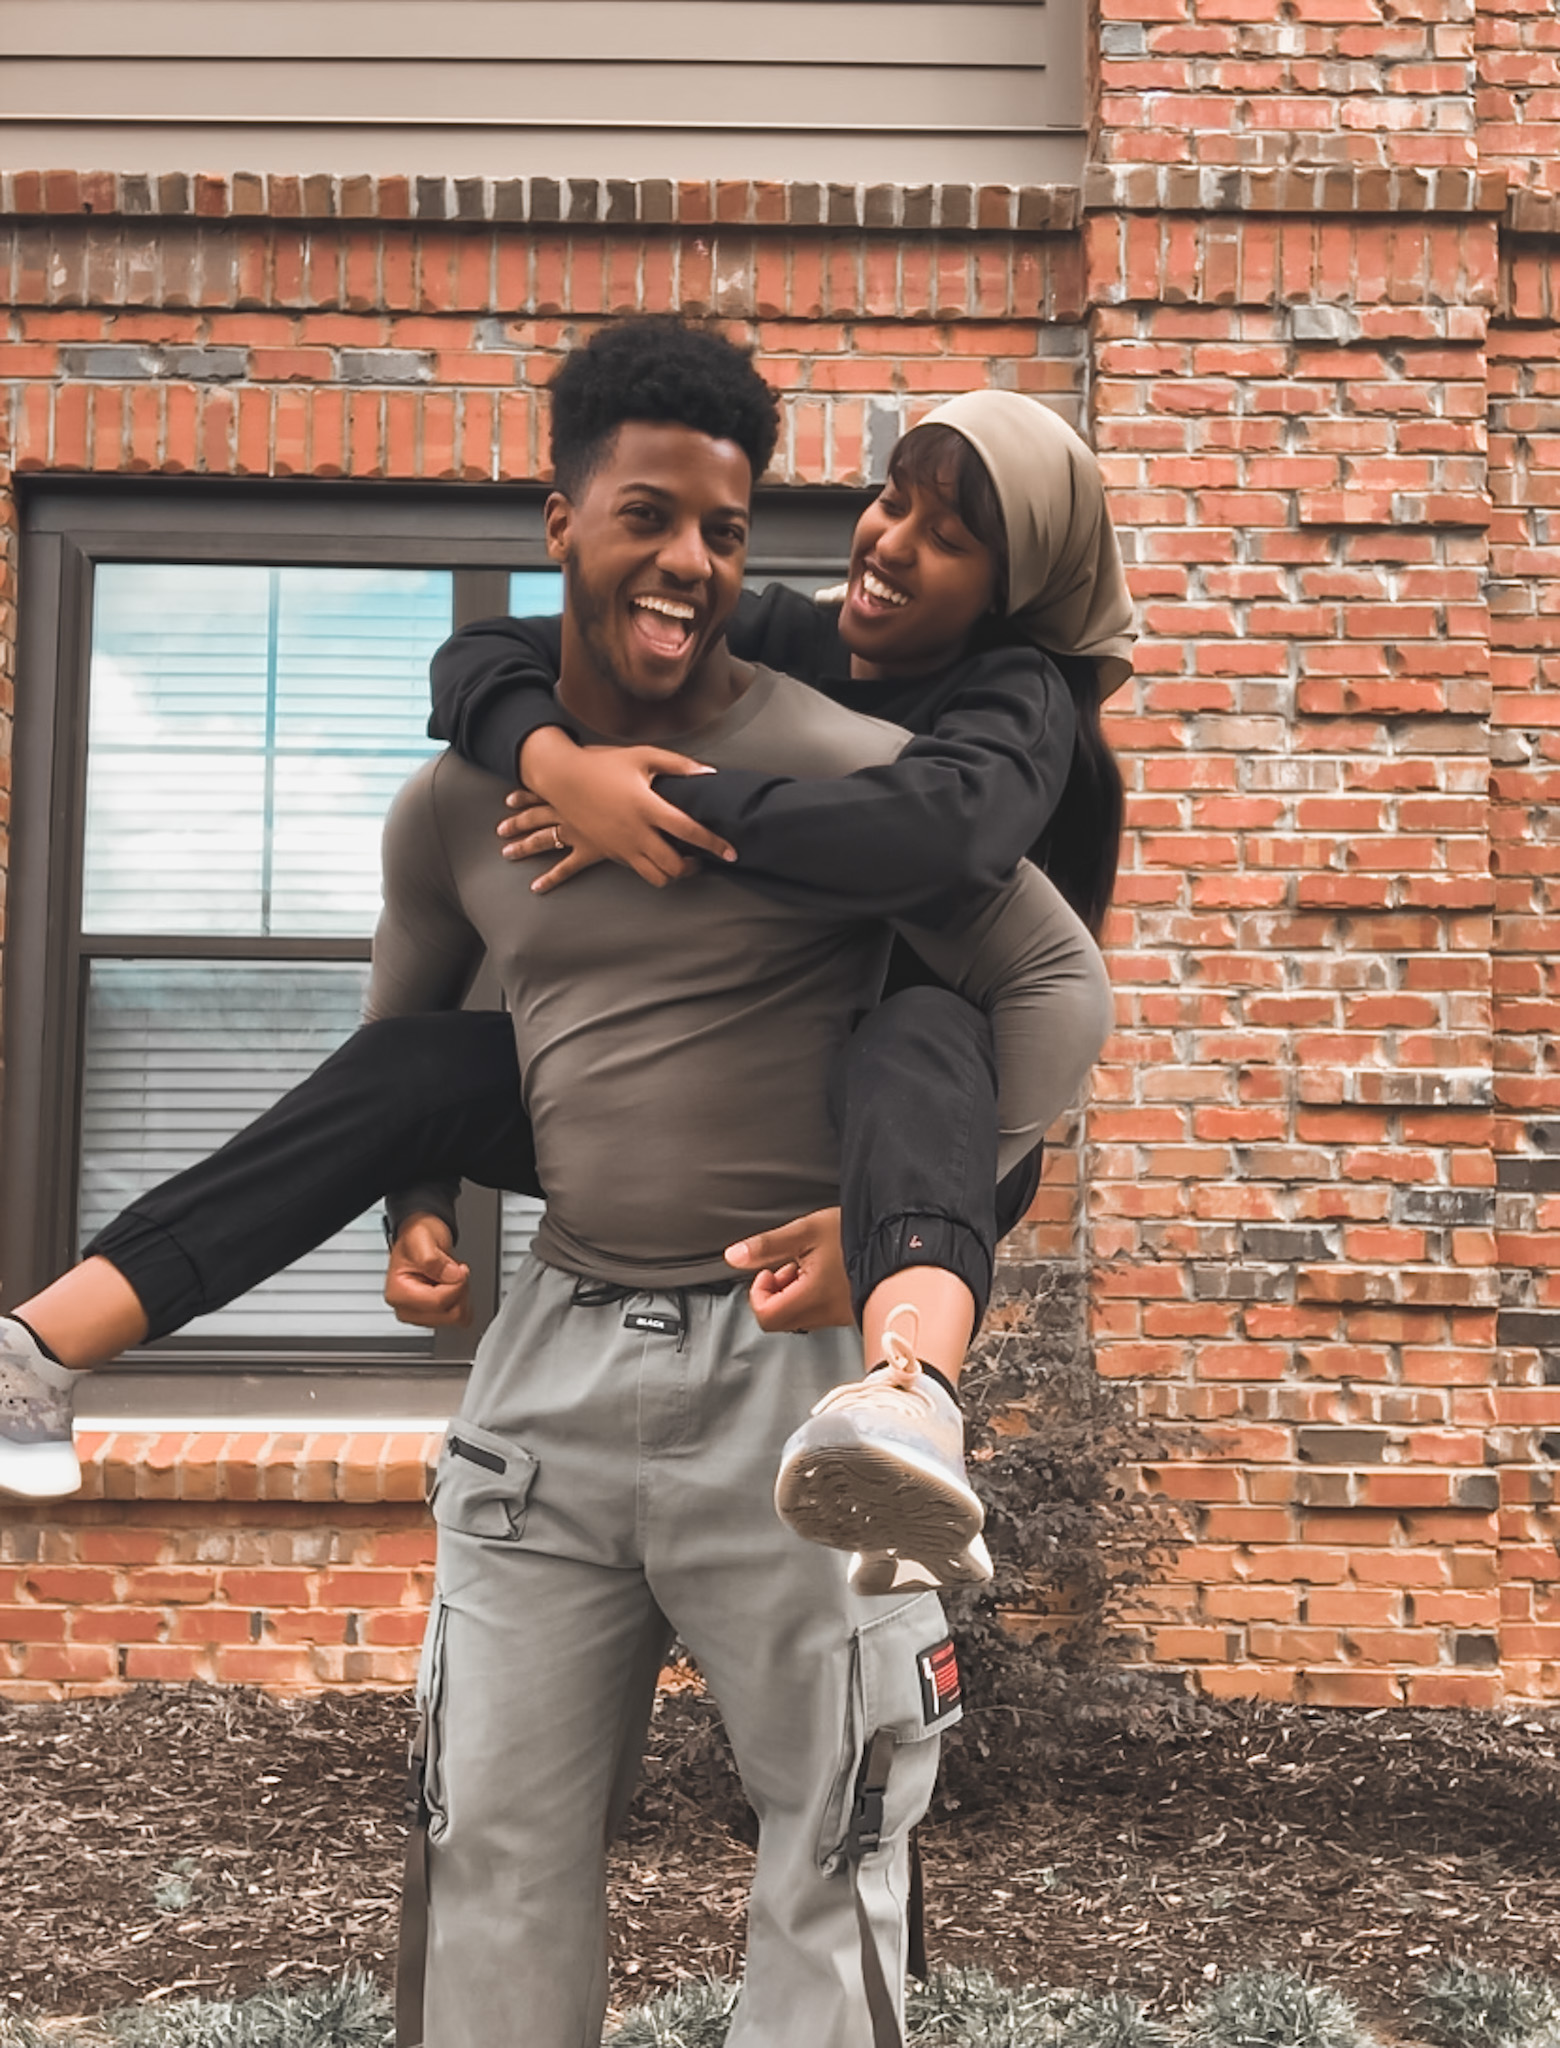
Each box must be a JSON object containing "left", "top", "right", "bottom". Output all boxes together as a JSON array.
[{"left": 840, "top": 468, "right": 1002, "bottom": 679}]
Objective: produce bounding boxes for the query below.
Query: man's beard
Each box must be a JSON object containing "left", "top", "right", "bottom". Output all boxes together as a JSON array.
[{"left": 567, "top": 549, "right": 656, "bottom": 702}]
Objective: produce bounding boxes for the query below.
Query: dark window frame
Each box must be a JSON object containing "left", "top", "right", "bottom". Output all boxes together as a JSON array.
[{"left": 1, "top": 477, "right": 868, "bottom": 1403}]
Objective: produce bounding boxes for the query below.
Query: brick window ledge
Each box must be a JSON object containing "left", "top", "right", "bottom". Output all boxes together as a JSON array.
[{"left": 71, "top": 1429, "right": 441, "bottom": 1504}]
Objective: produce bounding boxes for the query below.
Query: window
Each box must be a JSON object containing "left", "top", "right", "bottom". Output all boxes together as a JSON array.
[
  {"left": 78, "top": 563, "right": 470, "bottom": 1346},
  {"left": 2, "top": 481, "right": 864, "bottom": 1385}
]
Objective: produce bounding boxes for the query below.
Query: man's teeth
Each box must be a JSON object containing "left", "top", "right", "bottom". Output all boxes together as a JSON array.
[
  {"left": 634, "top": 596, "right": 697, "bottom": 623},
  {"left": 862, "top": 570, "right": 909, "bottom": 608}
]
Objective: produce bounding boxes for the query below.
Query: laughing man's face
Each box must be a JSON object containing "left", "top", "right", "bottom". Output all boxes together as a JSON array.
[{"left": 546, "top": 421, "right": 753, "bottom": 724}]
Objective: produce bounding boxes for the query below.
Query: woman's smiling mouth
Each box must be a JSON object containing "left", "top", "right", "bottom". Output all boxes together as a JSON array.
[{"left": 851, "top": 564, "right": 913, "bottom": 618}]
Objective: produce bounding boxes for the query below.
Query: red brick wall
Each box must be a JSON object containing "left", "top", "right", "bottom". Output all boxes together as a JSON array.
[
  {"left": 0, "top": 1436, "right": 437, "bottom": 1698},
  {"left": 1488, "top": 231, "right": 1560, "bottom": 1700},
  {"left": 1085, "top": 203, "right": 1511, "bottom": 1706},
  {"left": 3, "top": 0, "right": 1560, "bottom": 1705}
]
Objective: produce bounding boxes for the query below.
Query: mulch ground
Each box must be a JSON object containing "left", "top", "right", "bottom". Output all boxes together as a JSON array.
[{"left": 3, "top": 1685, "right": 1559, "bottom": 2033}]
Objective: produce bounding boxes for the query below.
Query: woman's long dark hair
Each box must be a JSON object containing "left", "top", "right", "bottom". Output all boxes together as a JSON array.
[{"left": 890, "top": 424, "right": 1125, "bottom": 938}]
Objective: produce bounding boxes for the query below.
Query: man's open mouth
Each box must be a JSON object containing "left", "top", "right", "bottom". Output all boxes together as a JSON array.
[{"left": 630, "top": 592, "right": 700, "bottom": 659}]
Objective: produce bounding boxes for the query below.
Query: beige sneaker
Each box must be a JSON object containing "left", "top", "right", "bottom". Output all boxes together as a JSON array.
[
  {"left": 0, "top": 1316, "right": 81, "bottom": 1501},
  {"left": 774, "top": 1305, "right": 992, "bottom": 1593}
]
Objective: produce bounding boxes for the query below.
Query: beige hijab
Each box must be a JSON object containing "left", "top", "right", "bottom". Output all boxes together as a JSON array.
[{"left": 921, "top": 390, "right": 1136, "bottom": 696}]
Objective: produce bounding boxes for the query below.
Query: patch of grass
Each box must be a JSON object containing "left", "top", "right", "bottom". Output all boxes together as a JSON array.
[
  {"left": 150, "top": 1856, "right": 200, "bottom": 1916},
  {"left": 1417, "top": 1963, "right": 1560, "bottom": 2048},
  {"left": 105, "top": 1970, "right": 391, "bottom": 2048},
  {"left": 1057, "top": 1989, "right": 1177, "bottom": 2048},
  {"left": 605, "top": 1971, "right": 1173, "bottom": 2048},
  {"left": 0, "top": 2015, "right": 55, "bottom": 2048},
  {"left": 22, "top": 1963, "right": 1560, "bottom": 2048},
  {"left": 605, "top": 1976, "right": 740, "bottom": 2047},
  {"left": 1189, "top": 1970, "right": 1371, "bottom": 2048},
  {"left": 908, "top": 1966, "right": 1073, "bottom": 2044}
]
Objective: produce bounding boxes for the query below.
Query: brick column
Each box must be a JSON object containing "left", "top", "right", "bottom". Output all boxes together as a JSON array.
[
  {"left": 1485, "top": 0, "right": 1560, "bottom": 1700},
  {"left": 1081, "top": 0, "right": 1542, "bottom": 1704}
]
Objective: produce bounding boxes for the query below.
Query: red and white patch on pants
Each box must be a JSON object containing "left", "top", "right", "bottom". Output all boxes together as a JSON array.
[{"left": 917, "top": 1636, "right": 962, "bottom": 1724}]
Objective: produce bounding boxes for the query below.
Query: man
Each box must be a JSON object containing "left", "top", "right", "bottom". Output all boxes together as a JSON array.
[{"left": 374, "top": 319, "right": 1076, "bottom": 2048}]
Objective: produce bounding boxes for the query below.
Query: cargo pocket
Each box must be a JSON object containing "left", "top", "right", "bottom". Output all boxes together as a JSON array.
[
  {"left": 429, "top": 1419, "right": 539, "bottom": 1543},
  {"left": 817, "top": 1590, "right": 963, "bottom": 1875},
  {"left": 414, "top": 1596, "right": 451, "bottom": 1842}
]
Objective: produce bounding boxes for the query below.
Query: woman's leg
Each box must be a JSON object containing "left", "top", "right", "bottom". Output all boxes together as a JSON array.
[
  {"left": 14, "top": 1011, "right": 535, "bottom": 1363},
  {"left": 834, "top": 985, "right": 1010, "bottom": 1380},
  {"left": 857, "top": 1146, "right": 1043, "bottom": 1380},
  {"left": 775, "top": 986, "right": 1047, "bottom": 1591}
]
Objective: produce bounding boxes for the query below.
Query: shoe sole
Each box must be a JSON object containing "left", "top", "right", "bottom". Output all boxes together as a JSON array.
[
  {"left": 775, "top": 1431, "right": 984, "bottom": 1577},
  {"left": 0, "top": 1440, "right": 83, "bottom": 1501},
  {"left": 850, "top": 1537, "right": 993, "bottom": 1597}
]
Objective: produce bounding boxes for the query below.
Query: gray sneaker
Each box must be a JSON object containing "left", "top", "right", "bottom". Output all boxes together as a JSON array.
[
  {"left": 774, "top": 1305, "right": 992, "bottom": 1595},
  {"left": 0, "top": 1316, "right": 82, "bottom": 1500}
]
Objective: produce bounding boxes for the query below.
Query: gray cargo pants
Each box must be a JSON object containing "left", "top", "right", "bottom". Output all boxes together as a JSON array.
[{"left": 409, "top": 1256, "right": 960, "bottom": 2048}]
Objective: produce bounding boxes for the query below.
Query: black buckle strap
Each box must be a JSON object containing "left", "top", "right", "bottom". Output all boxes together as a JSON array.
[
  {"left": 846, "top": 1726, "right": 897, "bottom": 1860},
  {"left": 846, "top": 1729, "right": 906, "bottom": 2043},
  {"left": 395, "top": 1712, "right": 431, "bottom": 2048},
  {"left": 908, "top": 1829, "right": 928, "bottom": 1983},
  {"left": 403, "top": 1714, "right": 430, "bottom": 1831}
]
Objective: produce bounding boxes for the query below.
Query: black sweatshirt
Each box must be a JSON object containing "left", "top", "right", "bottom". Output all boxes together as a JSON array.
[{"left": 427, "top": 583, "right": 1082, "bottom": 929}]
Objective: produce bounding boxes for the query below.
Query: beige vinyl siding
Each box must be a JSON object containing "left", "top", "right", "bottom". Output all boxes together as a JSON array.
[{"left": 0, "top": 0, "right": 1086, "bottom": 186}]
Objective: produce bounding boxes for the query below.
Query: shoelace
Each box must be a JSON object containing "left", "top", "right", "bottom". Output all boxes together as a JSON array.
[
  {"left": 809, "top": 1303, "right": 937, "bottom": 1421},
  {"left": 878, "top": 1301, "right": 923, "bottom": 1390}
]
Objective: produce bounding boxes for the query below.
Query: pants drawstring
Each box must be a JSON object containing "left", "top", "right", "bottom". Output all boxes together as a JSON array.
[{"left": 567, "top": 1275, "right": 742, "bottom": 1352}]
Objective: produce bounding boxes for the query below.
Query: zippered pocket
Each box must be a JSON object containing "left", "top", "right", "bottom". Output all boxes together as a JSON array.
[{"left": 429, "top": 1419, "right": 539, "bottom": 1543}]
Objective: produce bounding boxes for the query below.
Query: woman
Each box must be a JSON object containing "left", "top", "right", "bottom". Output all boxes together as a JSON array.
[{"left": 0, "top": 389, "right": 1132, "bottom": 1595}]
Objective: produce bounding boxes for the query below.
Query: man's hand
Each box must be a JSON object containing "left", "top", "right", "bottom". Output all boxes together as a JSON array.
[
  {"left": 384, "top": 1215, "right": 472, "bottom": 1327},
  {"left": 500, "top": 729, "right": 736, "bottom": 892},
  {"left": 724, "top": 1208, "right": 854, "bottom": 1333}
]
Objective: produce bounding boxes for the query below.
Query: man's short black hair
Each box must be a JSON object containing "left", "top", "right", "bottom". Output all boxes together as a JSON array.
[{"left": 549, "top": 317, "right": 781, "bottom": 499}]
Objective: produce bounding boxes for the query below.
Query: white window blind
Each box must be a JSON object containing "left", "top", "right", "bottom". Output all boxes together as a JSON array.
[
  {"left": 499, "top": 1192, "right": 544, "bottom": 1291},
  {"left": 79, "top": 961, "right": 427, "bottom": 1342},
  {"left": 76, "top": 563, "right": 453, "bottom": 1344}
]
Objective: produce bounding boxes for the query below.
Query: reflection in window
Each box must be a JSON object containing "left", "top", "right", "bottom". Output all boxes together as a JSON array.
[
  {"left": 83, "top": 566, "right": 451, "bottom": 938},
  {"left": 507, "top": 569, "right": 564, "bottom": 619}
]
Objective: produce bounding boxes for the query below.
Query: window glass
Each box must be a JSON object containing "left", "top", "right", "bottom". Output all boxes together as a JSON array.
[
  {"left": 83, "top": 565, "right": 451, "bottom": 937},
  {"left": 74, "top": 561, "right": 455, "bottom": 1348},
  {"left": 507, "top": 570, "right": 564, "bottom": 619},
  {"left": 78, "top": 961, "right": 428, "bottom": 1343}
]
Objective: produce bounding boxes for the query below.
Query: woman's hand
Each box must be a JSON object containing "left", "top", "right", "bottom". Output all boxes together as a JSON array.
[
  {"left": 502, "top": 729, "right": 737, "bottom": 892},
  {"left": 499, "top": 795, "right": 610, "bottom": 895}
]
